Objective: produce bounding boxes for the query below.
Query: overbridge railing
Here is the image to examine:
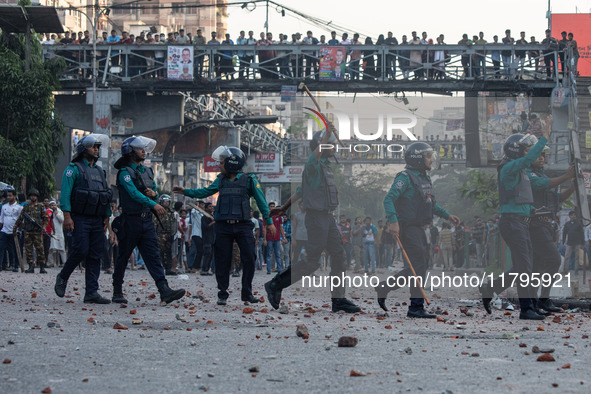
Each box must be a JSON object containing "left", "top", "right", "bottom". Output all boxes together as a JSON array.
[{"left": 42, "top": 44, "right": 567, "bottom": 85}]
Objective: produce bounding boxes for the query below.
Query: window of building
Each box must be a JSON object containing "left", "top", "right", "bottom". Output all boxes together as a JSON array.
[{"left": 171, "top": 3, "right": 184, "bottom": 14}]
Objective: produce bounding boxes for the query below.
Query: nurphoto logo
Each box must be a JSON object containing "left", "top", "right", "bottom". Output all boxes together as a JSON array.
[{"left": 305, "top": 108, "right": 417, "bottom": 153}]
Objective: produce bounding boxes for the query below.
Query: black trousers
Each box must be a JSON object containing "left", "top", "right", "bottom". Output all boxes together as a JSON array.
[
  {"left": 273, "top": 210, "right": 347, "bottom": 298},
  {"left": 390, "top": 224, "right": 429, "bottom": 311},
  {"left": 113, "top": 215, "right": 167, "bottom": 290},
  {"left": 530, "top": 220, "right": 561, "bottom": 299},
  {"left": 191, "top": 236, "right": 203, "bottom": 270},
  {"left": 59, "top": 215, "right": 104, "bottom": 295},
  {"left": 491, "top": 216, "right": 535, "bottom": 312},
  {"left": 214, "top": 221, "right": 256, "bottom": 300}
]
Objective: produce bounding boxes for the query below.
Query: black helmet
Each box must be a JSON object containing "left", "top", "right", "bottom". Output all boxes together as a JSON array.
[
  {"left": 404, "top": 142, "right": 435, "bottom": 170},
  {"left": 212, "top": 146, "right": 246, "bottom": 173},
  {"left": 503, "top": 133, "right": 538, "bottom": 159},
  {"left": 28, "top": 188, "right": 39, "bottom": 197},
  {"left": 73, "top": 134, "right": 109, "bottom": 162}
]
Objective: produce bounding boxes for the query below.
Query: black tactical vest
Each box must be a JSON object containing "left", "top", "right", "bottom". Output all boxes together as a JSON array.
[
  {"left": 302, "top": 159, "right": 339, "bottom": 212},
  {"left": 116, "top": 166, "right": 155, "bottom": 214},
  {"left": 214, "top": 173, "right": 251, "bottom": 221},
  {"left": 393, "top": 170, "right": 435, "bottom": 226},
  {"left": 70, "top": 162, "right": 112, "bottom": 216},
  {"left": 531, "top": 170, "right": 560, "bottom": 214},
  {"left": 498, "top": 167, "right": 533, "bottom": 205}
]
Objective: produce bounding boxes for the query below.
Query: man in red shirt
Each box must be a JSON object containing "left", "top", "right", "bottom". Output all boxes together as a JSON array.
[
  {"left": 265, "top": 202, "right": 286, "bottom": 274},
  {"left": 43, "top": 198, "right": 54, "bottom": 267}
]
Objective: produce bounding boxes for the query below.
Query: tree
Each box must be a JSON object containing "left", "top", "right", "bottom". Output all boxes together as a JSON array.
[
  {"left": 459, "top": 169, "right": 499, "bottom": 213},
  {"left": 0, "top": 30, "right": 66, "bottom": 197}
]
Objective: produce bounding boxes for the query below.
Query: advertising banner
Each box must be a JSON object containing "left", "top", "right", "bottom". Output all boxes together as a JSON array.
[
  {"left": 319, "top": 46, "right": 346, "bottom": 81},
  {"left": 167, "top": 46, "right": 194, "bottom": 81}
]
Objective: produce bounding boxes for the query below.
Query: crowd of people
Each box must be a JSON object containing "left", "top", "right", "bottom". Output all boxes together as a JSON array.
[{"left": 40, "top": 28, "right": 579, "bottom": 81}]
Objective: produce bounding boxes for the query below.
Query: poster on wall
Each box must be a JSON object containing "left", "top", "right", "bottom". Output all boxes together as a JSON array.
[
  {"left": 319, "top": 46, "right": 346, "bottom": 81},
  {"left": 167, "top": 46, "right": 194, "bottom": 81}
]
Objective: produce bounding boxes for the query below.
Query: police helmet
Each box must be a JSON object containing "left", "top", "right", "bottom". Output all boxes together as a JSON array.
[
  {"left": 121, "top": 136, "right": 156, "bottom": 156},
  {"left": 73, "top": 134, "right": 110, "bottom": 162},
  {"left": 503, "top": 133, "right": 538, "bottom": 159},
  {"left": 212, "top": 146, "right": 246, "bottom": 173},
  {"left": 28, "top": 188, "right": 39, "bottom": 197},
  {"left": 309, "top": 130, "right": 338, "bottom": 152},
  {"left": 159, "top": 194, "right": 171, "bottom": 204},
  {"left": 404, "top": 142, "right": 435, "bottom": 170},
  {"left": 115, "top": 136, "right": 157, "bottom": 169}
]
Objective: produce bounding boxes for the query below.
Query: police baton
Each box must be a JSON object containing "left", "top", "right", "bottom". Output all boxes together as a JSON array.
[{"left": 394, "top": 234, "right": 430, "bottom": 305}]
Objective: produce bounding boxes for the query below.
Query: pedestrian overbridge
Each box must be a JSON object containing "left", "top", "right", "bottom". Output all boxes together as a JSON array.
[{"left": 44, "top": 44, "right": 564, "bottom": 94}]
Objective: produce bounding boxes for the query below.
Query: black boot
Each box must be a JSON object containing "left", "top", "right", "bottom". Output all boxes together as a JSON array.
[
  {"left": 159, "top": 283, "right": 185, "bottom": 304},
  {"left": 39, "top": 263, "right": 47, "bottom": 274},
  {"left": 54, "top": 273, "right": 67, "bottom": 297},
  {"left": 376, "top": 280, "right": 399, "bottom": 312},
  {"left": 538, "top": 298, "right": 563, "bottom": 313},
  {"left": 332, "top": 298, "right": 361, "bottom": 313},
  {"left": 479, "top": 282, "right": 493, "bottom": 314},
  {"left": 25, "top": 264, "right": 34, "bottom": 273},
  {"left": 264, "top": 279, "right": 283, "bottom": 310},
  {"left": 84, "top": 293, "right": 111, "bottom": 304},
  {"left": 112, "top": 284, "right": 128, "bottom": 304}
]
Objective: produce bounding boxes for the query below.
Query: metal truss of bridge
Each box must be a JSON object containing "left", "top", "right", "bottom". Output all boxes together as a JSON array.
[
  {"left": 45, "top": 44, "right": 566, "bottom": 94},
  {"left": 182, "top": 93, "right": 287, "bottom": 155}
]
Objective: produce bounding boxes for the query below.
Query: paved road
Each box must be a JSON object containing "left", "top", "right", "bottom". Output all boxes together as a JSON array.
[{"left": 1, "top": 267, "right": 590, "bottom": 393}]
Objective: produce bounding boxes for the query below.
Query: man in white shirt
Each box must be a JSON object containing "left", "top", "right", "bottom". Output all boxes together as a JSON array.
[
  {"left": 0, "top": 189, "right": 23, "bottom": 272},
  {"left": 188, "top": 201, "right": 205, "bottom": 272}
]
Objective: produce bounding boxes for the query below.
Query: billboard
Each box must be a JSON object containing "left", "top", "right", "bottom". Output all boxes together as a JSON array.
[
  {"left": 551, "top": 14, "right": 591, "bottom": 76},
  {"left": 167, "top": 46, "right": 194, "bottom": 81},
  {"left": 319, "top": 46, "right": 346, "bottom": 81}
]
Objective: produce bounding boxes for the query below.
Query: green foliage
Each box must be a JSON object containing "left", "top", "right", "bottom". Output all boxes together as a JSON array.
[
  {"left": 337, "top": 166, "right": 390, "bottom": 220},
  {"left": 0, "top": 31, "right": 66, "bottom": 197},
  {"left": 458, "top": 169, "right": 499, "bottom": 213},
  {"left": 431, "top": 165, "right": 497, "bottom": 224}
]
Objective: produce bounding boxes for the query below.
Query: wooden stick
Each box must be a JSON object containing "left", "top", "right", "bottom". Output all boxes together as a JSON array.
[
  {"left": 395, "top": 234, "right": 430, "bottom": 305},
  {"left": 187, "top": 202, "right": 214, "bottom": 220},
  {"left": 14, "top": 233, "right": 25, "bottom": 272},
  {"left": 298, "top": 82, "right": 345, "bottom": 147}
]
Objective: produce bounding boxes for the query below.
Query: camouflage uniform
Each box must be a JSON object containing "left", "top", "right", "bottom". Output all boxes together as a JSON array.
[
  {"left": 15, "top": 202, "right": 48, "bottom": 266},
  {"left": 154, "top": 207, "right": 177, "bottom": 271}
]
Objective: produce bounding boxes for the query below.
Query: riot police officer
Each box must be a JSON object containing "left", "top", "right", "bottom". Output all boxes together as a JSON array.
[
  {"left": 173, "top": 146, "right": 275, "bottom": 306},
  {"left": 528, "top": 149, "right": 574, "bottom": 312},
  {"left": 480, "top": 126, "right": 551, "bottom": 320},
  {"left": 378, "top": 142, "right": 460, "bottom": 318},
  {"left": 154, "top": 194, "right": 178, "bottom": 276},
  {"left": 263, "top": 128, "right": 361, "bottom": 314},
  {"left": 54, "top": 134, "right": 112, "bottom": 303},
  {"left": 112, "top": 136, "right": 185, "bottom": 305}
]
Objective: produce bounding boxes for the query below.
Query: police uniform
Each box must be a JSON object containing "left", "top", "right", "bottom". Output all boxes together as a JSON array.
[
  {"left": 383, "top": 169, "right": 450, "bottom": 314},
  {"left": 528, "top": 166, "right": 563, "bottom": 311},
  {"left": 265, "top": 152, "right": 360, "bottom": 313},
  {"left": 113, "top": 163, "right": 169, "bottom": 295},
  {"left": 56, "top": 159, "right": 112, "bottom": 299},
  {"left": 154, "top": 205, "right": 177, "bottom": 273},
  {"left": 183, "top": 172, "right": 271, "bottom": 302},
  {"left": 482, "top": 135, "right": 547, "bottom": 319},
  {"left": 15, "top": 195, "right": 48, "bottom": 273}
]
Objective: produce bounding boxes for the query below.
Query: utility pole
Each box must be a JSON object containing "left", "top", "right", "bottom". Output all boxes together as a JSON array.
[{"left": 265, "top": 0, "right": 269, "bottom": 35}]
